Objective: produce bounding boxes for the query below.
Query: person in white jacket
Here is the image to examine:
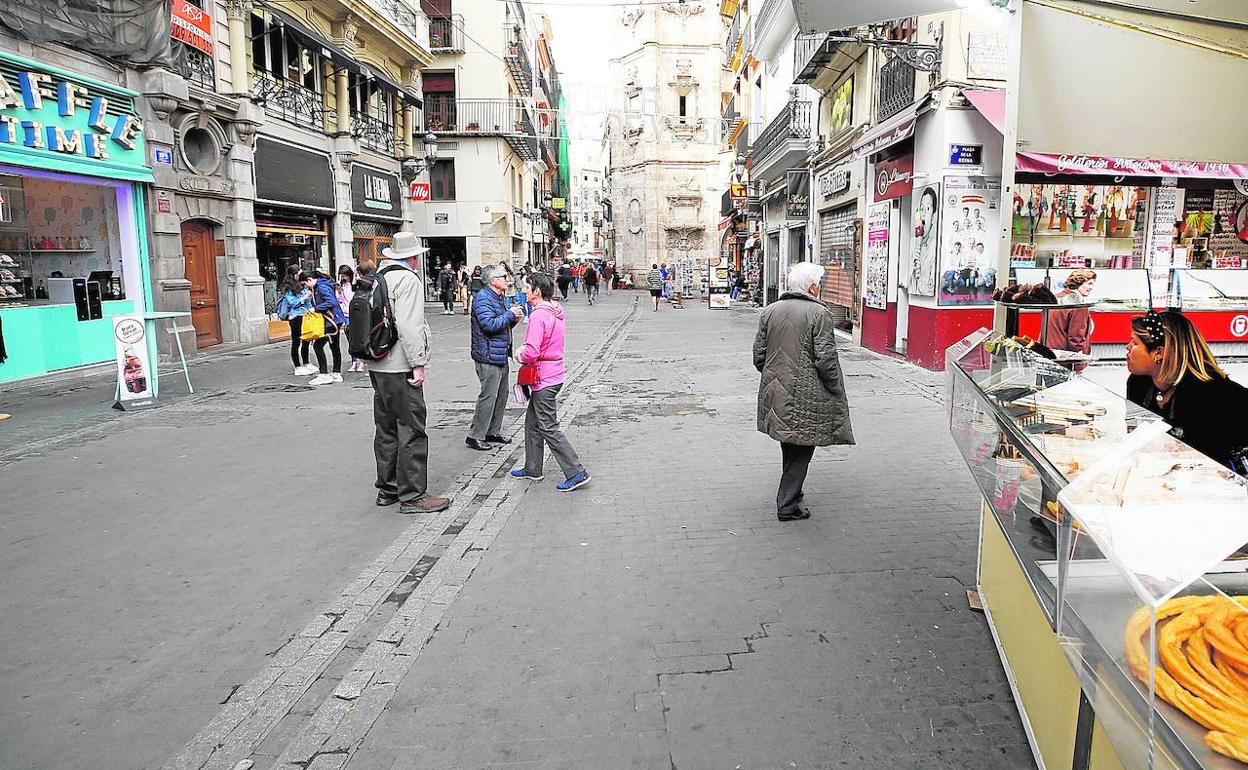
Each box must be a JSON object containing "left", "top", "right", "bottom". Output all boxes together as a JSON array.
[{"left": 366, "top": 232, "right": 452, "bottom": 516}]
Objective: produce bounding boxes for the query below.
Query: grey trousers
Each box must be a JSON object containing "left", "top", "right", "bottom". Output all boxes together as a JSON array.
[
  {"left": 778, "top": 442, "right": 815, "bottom": 514},
  {"left": 524, "top": 384, "right": 584, "bottom": 479},
  {"left": 468, "top": 360, "right": 510, "bottom": 441},
  {"left": 370, "top": 371, "right": 429, "bottom": 502}
]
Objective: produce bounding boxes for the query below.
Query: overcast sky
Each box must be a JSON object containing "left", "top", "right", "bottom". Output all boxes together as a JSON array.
[{"left": 541, "top": 0, "right": 620, "bottom": 174}]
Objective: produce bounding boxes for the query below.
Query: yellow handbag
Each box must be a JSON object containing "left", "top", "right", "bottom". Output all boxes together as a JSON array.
[{"left": 300, "top": 311, "right": 327, "bottom": 340}]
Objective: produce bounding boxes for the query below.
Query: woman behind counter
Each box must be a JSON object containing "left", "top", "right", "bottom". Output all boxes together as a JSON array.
[
  {"left": 1126, "top": 310, "right": 1248, "bottom": 469},
  {"left": 1046, "top": 268, "right": 1096, "bottom": 372}
]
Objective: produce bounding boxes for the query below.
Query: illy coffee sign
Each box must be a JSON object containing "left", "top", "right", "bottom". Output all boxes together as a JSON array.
[
  {"left": 819, "top": 166, "right": 851, "bottom": 199},
  {"left": 873, "top": 154, "right": 914, "bottom": 202}
]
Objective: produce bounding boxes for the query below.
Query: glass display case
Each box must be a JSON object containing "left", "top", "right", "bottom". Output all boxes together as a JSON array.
[{"left": 948, "top": 329, "right": 1248, "bottom": 769}]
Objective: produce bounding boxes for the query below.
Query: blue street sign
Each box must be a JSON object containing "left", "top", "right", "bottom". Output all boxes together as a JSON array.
[
  {"left": 155, "top": 148, "right": 173, "bottom": 165},
  {"left": 949, "top": 144, "right": 983, "bottom": 166}
]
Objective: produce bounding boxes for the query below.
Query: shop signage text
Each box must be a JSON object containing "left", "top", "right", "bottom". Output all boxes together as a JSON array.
[
  {"left": 0, "top": 67, "right": 144, "bottom": 162},
  {"left": 1017, "top": 152, "right": 1248, "bottom": 180},
  {"left": 172, "top": 1, "right": 214, "bottom": 56},
  {"left": 873, "top": 154, "right": 914, "bottom": 202},
  {"left": 409, "top": 182, "right": 430, "bottom": 201},
  {"left": 819, "top": 166, "right": 851, "bottom": 199},
  {"left": 434, "top": 212, "right": 449, "bottom": 224},
  {"left": 729, "top": 183, "right": 747, "bottom": 199},
  {"left": 350, "top": 166, "right": 401, "bottom": 221},
  {"left": 1232, "top": 315, "right": 1248, "bottom": 338},
  {"left": 155, "top": 148, "right": 172, "bottom": 164},
  {"left": 786, "top": 170, "right": 809, "bottom": 221},
  {"left": 948, "top": 144, "right": 983, "bottom": 167},
  {"left": 854, "top": 118, "right": 915, "bottom": 159}
]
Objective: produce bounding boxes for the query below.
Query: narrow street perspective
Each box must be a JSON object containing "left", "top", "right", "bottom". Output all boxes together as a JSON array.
[
  {"left": 1, "top": 295, "right": 1027, "bottom": 770},
  {"left": 3, "top": 0, "right": 1248, "bottom": 769}
]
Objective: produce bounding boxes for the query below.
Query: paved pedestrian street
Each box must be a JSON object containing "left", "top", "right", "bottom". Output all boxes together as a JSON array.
[{"left": 0, "top": 293, "right": 1032, "bottom": 769}]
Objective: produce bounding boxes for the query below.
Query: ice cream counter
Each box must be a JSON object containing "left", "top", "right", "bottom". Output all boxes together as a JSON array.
[
  {"left": 947, "top": 330, "right": 1248, "bottom": 770},
  {"left": 0, "top": 300, "right": 135, "bottom": 383}
]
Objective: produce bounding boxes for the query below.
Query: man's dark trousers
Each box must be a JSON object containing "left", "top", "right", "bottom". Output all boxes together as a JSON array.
[
  {"left": 371, "top": 370, "right": 429, "bottom": 502},
  {"left": 777, "top": 442, "right": 815, "bottom": 515}
]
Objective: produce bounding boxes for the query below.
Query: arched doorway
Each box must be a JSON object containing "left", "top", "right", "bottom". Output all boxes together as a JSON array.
[{"left": 181, "top": 220, "right": 221, "bottom": 348}]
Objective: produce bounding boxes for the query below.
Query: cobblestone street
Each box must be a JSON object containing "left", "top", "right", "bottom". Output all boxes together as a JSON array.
[{"left": 0, "top": 292, "right": 1032, "bottom": 769}]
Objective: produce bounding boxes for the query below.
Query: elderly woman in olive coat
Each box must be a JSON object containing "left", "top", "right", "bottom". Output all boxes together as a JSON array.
[{"left": 753, "top": 261, "right": 855, "bottom": 521}]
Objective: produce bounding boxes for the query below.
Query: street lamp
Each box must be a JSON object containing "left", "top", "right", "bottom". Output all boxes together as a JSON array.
[
  {"left": 733, "top": 154, "right": 747, "bottom": 182},
  {"left": 542, "top": 191, "right": 553, "bottom": 209},
  {"left": 400, "top": 132, "right": 440, "bottom": 183}
]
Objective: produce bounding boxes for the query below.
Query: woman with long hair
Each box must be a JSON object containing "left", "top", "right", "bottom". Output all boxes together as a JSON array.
[
  {"left": 1126, "top": 310, "right": 1248, "bottom": 468},
  {"left": 337, "top": 264, "right": 365, "bottom": 373},
  {"left": 304, "top": 269, "right": 347, "bottom": 386},
  {"left": 276, "top": 267, "right": 314, "bottom": 375}
]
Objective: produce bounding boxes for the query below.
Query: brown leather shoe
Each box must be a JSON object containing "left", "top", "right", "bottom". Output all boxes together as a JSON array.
[{"left": 399, "top": 495, "right": 452, "bottom": 515}]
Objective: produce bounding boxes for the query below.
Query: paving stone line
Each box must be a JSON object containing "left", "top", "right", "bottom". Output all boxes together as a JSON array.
[
  {"left": 261, "top": 306, "right": 638, "bottom": 770},
  {"left": 164, "top": 302, "right": 638, "bottom": 770}
]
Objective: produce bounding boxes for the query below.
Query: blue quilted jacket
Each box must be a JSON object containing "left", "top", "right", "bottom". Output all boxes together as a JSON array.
[{"left": 470, "top": 286, "right": 517, "bottom": 365}]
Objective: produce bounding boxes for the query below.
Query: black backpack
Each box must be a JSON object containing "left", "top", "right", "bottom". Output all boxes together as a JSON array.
[{"left": 347, "top": 265, "right": 404, "bottom": 360}]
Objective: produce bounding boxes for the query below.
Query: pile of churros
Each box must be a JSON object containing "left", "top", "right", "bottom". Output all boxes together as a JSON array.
[{"left": 1125, "top": 595, "right": 1248, "bottom": 762}]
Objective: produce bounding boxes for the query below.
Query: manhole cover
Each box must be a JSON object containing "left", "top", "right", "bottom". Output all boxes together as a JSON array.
[{"left": 245, "top": 384, "right": 314, "bottom": 394}]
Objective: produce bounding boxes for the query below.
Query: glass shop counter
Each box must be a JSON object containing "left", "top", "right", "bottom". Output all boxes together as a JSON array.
[{"left": 946, "top": 330, "right": 1248, "bottom": 770}]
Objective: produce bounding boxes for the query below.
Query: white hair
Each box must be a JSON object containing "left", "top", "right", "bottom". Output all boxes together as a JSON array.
[
  {"left": 787, "top": 261, "right": 825, "bottom": 294},
  {"left": 481, "top": 264, "right": 504, "bottom": 283}
]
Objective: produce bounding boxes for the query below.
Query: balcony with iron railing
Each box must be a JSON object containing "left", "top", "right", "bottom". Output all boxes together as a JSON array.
[
  {"left": 794, "top": 33, "right": 832, "bottom": 84},
  {"left": 504, "top": 24, "right": 533, "bottom": 93},
  {"left": 365, "top": 0, "right": 430, "bottom": 53},
  {"left": 750, "top": 98, "right": 812, "bottom": 178},
  {"left": 428, "top": 13, "right": 465, "bottom": 53},
  {"left": 721, "top": 98, "right": 740, "bottom": 143},
  {"left": 724, "top": 10, "right": 742, "bottom": 67},
  {"left": 423, "top": 97, "right": 540, "bottom": 160},
  {"left": 252, "top": 70, "right": 336, "bottom": 132},
  {"left": 352, "top": 112, "right": 397, "bottom": 155}
]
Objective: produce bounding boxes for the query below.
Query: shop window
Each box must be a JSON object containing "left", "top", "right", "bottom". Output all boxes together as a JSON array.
[
  {"left": 249, "top": 12, "right": 325, "bottom": 94},
  {"left": 430, "top": 159, "right": 456, "bottom": 201}
]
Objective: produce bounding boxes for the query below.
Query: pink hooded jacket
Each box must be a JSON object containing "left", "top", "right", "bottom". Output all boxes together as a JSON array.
[{"left": 516, "top": 301, "right": 567, "bottom": 391}]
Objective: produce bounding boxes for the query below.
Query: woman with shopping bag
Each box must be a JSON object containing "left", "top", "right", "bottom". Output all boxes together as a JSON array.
[
  {"left": 301, "top": 270, "right": 347, "bottom": 386},
  {"left": 509, "top": 272, "right": 590, "bottom": 492}
]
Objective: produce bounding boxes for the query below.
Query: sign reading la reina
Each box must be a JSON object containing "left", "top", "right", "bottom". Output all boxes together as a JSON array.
[{"left": 0, "top": 67, "right": 143, "bottom": 161}]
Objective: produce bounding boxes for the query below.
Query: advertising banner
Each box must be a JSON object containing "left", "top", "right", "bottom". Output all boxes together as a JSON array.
[
  {"left": 786, "top": 170, "right": 810, "bottom": 220},
  {"left": 863, "top": 203, "right": 890, "bottom": 311},
  {"left": 172, "top": 1, "right": 214, "bottom": 55},
  {"left": 907, "top": 182, "right": 941, "bottom": 296},
  {"left": 873, "top": 154, "right": 914, "bottom": 202},
  {"left": 938, "top": 177, "right": 1001, "bottom": 306},
  {"left": 113, "top": 315, "right": 155, "bottom": 408},
  {"left": 1148, "top": 180, "right": 1179, "bottom": 304},
  {"left": 1016, "top": 152, "right": 1248, "bottom": 180}
]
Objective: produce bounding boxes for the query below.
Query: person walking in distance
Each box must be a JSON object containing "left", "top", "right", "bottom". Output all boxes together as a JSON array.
[
  {"left": 306, "top": 270, "right": 347, "bottom": 386},
  {"left": 557, "top": 262, "right": 573, "bottom": 301},
  {"left": 467, "top": 264, "right": 524, "bottom": 451},
  {"left": 646, "top": 263, "right": 664, "bottom": 312},
  {"left": 467, "top": 265, "right": 484, "bottom": 315},
  {"left": 457, "top": 263, "right": 471, "bottom": 315},
  {"left": 337, "top": 264, "right": 365, "bottom": 373},
  {"left": 602, "top": 262, "right": 614, "bottom": 295},
  {"left": 437, "top": 262, "right": 456, "bottom": 315},
  {"left": 365, "top": 233, "right": 451, "bottom": 515},
  {"left": 583, "top": 261, "right": 599, "bottom": 305},
  {"left": 511, "top": 272, "right": 591, "bottom": 492},
  {"left": 753, "top": 262, "right": 854, "bottom": 521},
  {"left": 276, "top": 267, "right": 315, "bottom": 375}
]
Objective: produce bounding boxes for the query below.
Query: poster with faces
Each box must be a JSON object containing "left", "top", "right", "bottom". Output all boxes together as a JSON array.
[
  {"left": 908, "top": 182, "right": 940, "bottom": 296},
  {"left": 938, "top": 177, "right": 1001, "bottom": 307}
]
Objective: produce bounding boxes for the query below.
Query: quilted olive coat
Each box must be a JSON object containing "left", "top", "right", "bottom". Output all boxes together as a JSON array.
[{"left": 753, "top": 291, "right": 855, "bottom": 447}]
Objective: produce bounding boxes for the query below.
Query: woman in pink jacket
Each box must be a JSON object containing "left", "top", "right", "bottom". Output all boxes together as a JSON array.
[{"left": 510, "top": 273, "right": 591, "bottom": 492}]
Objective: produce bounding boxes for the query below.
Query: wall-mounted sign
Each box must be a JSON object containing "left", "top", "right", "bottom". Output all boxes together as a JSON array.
[
  {"left": 1017, "top": 152, "right": 1248, "bottom": 180},
  {"left": 157, "top": 194, "right": 172, "bottom": 214},
  {"left": 873, "top": 154, "right": 914, "bottom": 202},
  {"left": 552, "top": 197, "right": 566, "bottom": 210},
  {"left": 350, "top": 165, "right": 401, "bottom": 221},
  {"left": 863, "top": 203, "right": 889, "bottom": 311},
  {"left": 172, "top": 1, "right": 214, "bottom": 56},
  {"left": 937, "top": 176, "right": 1001, "bottom": 307},
  {"left": 948, "top": 143, "right": 983, "bottom": 167},
  {"left": 786, "top": 170, "right": 809, "bottom": 221},
  {"left": 729, "top": 183, "right": 747, "bottom": 199},
  {"left": 408, "top": 182, "right": 430, "bottom": 201},
  {"left": 967, "top": 32, "right": 1007, "bottom": 81},
  {"left": 155, "top": 148, "right": 172, "bottom": 165},
  {"left": 434, "top": 212, "right": 449, "bottom": 224},
  {"left": 255, "top": 138, "right": 333, "bottom": 210},
  {"left": 830, "top": 77, "right": 854, "bottom": 134},
  {"left": 819, "top": 165, "right": 852, "bottom": 199},
  {"left": 0, "top": 52, "right": 148, "bottom": 179}
]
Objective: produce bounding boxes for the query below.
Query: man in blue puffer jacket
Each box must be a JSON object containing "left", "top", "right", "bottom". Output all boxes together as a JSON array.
[{"left": 467, "top": 264, "right": 523, "bottom": 450}]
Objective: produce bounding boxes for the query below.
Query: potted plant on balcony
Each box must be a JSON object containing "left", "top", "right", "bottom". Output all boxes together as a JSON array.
[
  {"left": 514, "top": 121, "right": 525, "bottom": 132},
  {"left": 428, "top": 117, "right": 444, "bottom": 131},
  {"left": 507, "top": 44, "right": 519, "bottom": 56},
  {"left": 466, "top": 120, "right": 480, "bottom": 131}
]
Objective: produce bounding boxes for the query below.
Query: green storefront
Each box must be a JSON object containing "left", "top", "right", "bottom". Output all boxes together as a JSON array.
[{"left": 0, "top": 51, "right": 154, "bottom": 385}]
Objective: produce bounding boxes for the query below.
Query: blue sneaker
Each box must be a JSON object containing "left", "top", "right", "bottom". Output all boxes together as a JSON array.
[
  {"left": 556, "top": 471, "right": 591, "bottom": 492},
  {"left": 510, "top": 468, "right": 544, "bottom": 481}
]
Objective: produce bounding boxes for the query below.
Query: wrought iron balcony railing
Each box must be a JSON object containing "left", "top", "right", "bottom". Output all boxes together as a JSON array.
[
  {"left": 751, "top": 99, "right": 812, "bottom": 163},
  {"left": 794, "top": 33, "right": 839, "bottom": 84},
  {"left": 721, "top": 98, "right": 739, "bottom": 142},
  {"left": 252, "top": 71, "right": 335, "bottom": 132},
  {"left": 877, "top": 56, "right": 917, "bottom": 122},
  {"left": 724, "top": 9, "right": 742, "bottom": 66},
  {"left": 428, "top": 13, "right": 465, "bottom": 53},
  {"left": 366, "top": 0, "right": 430, "bottom": 52},
  {"left": 352, "top": 112, "right": 397, "bottom": 155},
  {"left": 504, "top": 24, "right": 533, "bottom": 93},
  {"left": 423, "top": 97, "right": 539, "bottom": 161},
  {"left": 173, "top": 42, "right": 215, "bottom": 91}
]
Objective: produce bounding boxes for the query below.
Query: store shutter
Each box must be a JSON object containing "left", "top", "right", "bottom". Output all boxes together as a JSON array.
[{"left": 819, "top": 205, "right": 856, "bottom": 319}]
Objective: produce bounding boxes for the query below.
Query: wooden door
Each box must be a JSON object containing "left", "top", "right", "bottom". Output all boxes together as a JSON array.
[{"left": 182, "top": 221, "right": 221, "bottom": 348}]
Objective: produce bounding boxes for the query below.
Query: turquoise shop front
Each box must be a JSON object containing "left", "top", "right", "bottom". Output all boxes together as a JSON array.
[{"left": 0, "top": 51, "right": 154, "bottom": 385}]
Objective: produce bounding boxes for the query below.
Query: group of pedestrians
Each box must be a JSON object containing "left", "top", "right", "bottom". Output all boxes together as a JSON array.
[
  {"left": 291, "top": 233, "right": 591, "bottom": 516},
  {"left": 555, "top": 260, "right": 612, "bottom": 303}
]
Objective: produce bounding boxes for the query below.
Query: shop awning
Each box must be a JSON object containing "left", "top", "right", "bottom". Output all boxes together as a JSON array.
[
  {"left": 361, "top": 64, "right": 422, "bottom": 108},
  {"left": 962, "top": 88, "right": 1005, "bottom": 135},
  {"left": 264, "top": 6, "right": 354, "bottom": 68},
  {"left": 791, "top": 0, "right": 959, "bottom": 34},
  {"left": 852, "top": 94, "right": 932, "bottom": 158}
]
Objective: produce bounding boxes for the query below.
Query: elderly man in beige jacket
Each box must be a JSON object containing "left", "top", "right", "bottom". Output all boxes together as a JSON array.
[{"left": 366, "top": 232, "right": 452, "bottom": 516}]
